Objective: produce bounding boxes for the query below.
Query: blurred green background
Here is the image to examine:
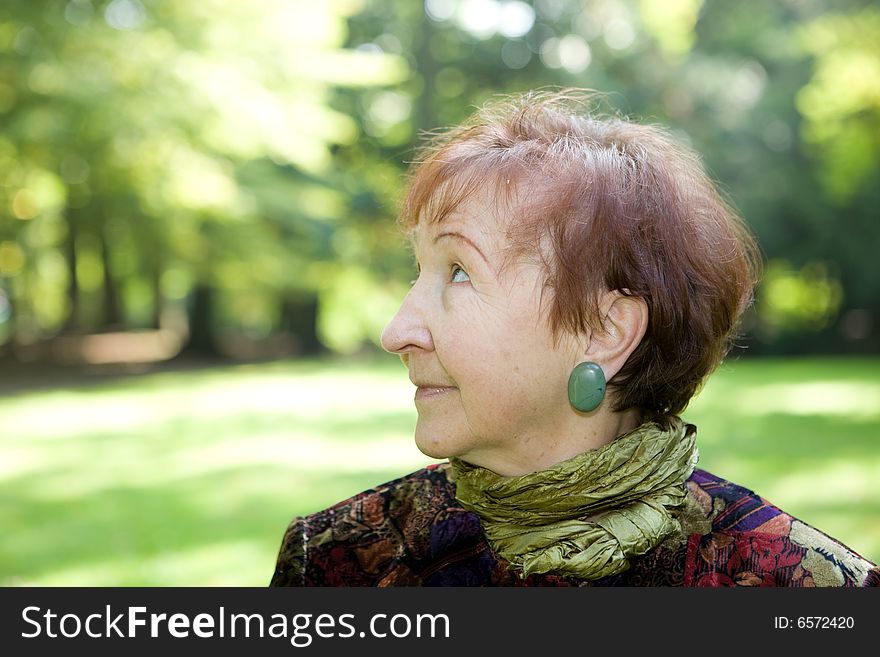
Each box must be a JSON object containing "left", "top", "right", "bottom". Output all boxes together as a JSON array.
[{"left": 1, "top": 0, "right": 878, "bottom": 585}]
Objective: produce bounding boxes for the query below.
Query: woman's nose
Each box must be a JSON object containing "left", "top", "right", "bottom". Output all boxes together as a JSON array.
[{"left": 380, "top": 287, "right": 434, "bottom": 354}]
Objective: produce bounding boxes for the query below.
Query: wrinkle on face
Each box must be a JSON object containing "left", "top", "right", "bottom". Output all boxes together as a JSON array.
[{"left": 388, "top": 182, "right": 601, "bottom": 475}]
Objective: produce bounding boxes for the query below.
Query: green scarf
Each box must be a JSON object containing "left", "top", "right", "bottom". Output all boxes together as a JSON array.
[{"left": 448, "top": 417, "right": 699, "bottom": 581}]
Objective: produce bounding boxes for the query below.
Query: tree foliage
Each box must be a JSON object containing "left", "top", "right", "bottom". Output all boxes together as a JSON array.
[{"left": 1, "top": 0, "right": 877, "bottom": 358}]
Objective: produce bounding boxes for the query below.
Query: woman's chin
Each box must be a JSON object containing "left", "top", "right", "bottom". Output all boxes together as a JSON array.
[
  {"left": 414, "top": 440, "right": 450, "bottom": 460},
  {"left": 414, "top": 430, "right": 459, "bottom": 460}
]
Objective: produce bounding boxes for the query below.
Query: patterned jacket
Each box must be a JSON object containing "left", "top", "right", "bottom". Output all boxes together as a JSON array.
[{"left": 270, "top": 464, "right": 879, "bottom": 587}]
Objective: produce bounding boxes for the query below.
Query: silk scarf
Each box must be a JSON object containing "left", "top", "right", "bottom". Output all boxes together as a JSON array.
[{"left": 449, "top": 417, "right": 699, "bottom": 580}]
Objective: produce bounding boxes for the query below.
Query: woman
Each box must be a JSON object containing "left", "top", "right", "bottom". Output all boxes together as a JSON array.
[{"left": 271, "top": 91, "right": 878, "bottom": 587}]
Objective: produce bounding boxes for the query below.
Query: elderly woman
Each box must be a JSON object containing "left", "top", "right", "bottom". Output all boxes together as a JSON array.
[{"left": 271, "top": 91, "right": 878, "bottom": 587}]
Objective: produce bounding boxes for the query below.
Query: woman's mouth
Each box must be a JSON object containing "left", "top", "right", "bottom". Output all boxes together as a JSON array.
[{"left": 414, "top": 386, "right": 456, "bottom": 401}]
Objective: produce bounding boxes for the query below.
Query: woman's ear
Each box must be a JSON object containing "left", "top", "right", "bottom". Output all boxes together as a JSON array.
[{"left": 583, "top": 290, "right": 648, "bottom": 382}]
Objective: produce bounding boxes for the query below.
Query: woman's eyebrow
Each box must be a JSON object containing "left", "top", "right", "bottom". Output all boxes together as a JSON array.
[{"left": 433, "top": 231, "right": 489, "bottom": 265}]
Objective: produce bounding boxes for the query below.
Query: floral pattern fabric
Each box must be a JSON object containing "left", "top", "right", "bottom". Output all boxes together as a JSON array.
[{"left": 270, "top": 464, "right": 879, "bottom": 587}]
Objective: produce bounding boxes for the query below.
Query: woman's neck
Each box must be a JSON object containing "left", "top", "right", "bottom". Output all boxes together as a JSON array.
[{"left": 461, "top": 406, "right": 646, "bottom": 478}]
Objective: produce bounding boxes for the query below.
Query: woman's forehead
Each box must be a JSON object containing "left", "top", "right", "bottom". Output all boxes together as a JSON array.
[{"left": 409, "top": 192, "right": 502, "bottom": 251}]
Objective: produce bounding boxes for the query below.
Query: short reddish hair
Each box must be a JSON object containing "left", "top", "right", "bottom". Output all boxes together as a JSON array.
[{"left": 401, "top": 90, "right": 762, "bottom": 420}]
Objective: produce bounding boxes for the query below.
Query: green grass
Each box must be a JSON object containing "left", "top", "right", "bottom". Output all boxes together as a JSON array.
[
  {"left": 685, "top": 357, "right": 880, "bottom": 564},
  {"left": 1, "top": 356, "right": 878, "bottom": 585}
]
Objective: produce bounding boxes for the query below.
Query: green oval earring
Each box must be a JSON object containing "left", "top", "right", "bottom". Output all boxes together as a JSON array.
[{"left": 567, "top": 362, "right": 606, "bottom": 413}]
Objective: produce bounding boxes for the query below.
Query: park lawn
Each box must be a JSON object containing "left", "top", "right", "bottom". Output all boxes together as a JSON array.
[{"left": 1, "top": 355, "right": 878, "bottom": 586}]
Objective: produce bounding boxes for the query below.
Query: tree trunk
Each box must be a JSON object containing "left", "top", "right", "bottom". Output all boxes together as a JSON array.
[
  {"left": 413, "top": 8, "right": 438, "bottom": 134},
  {"left": 100, "top": 226, "right": 125, "bottom": 329},
  {"left": 281, "top": 294, "right": 323, "bottom": 355},
  {"left": 0, "top": 280, "right": 13, "bottom": 354},
  {"left": 149, "top": 264, "right": 162, "bottom": 330},
  {"left": 181, "top": 283, "right": 221, "bottom": 357},
  {"left": 62, "top": 213, "right": 80, "bottom": 333}
]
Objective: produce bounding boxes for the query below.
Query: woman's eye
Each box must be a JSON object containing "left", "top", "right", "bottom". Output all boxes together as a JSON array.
[{"left": 450, "top": 264, "right": 470, "bottom": 283}]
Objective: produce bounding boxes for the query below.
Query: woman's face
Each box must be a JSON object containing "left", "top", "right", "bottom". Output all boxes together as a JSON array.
[{"left": 380, "top": 191, "right": 583, "bottom": 476}]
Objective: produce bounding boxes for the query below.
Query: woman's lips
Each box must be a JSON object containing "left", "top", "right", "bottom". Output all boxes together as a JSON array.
[{"left": 414, "top": 386, "right": 456, "bottom": 401}]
